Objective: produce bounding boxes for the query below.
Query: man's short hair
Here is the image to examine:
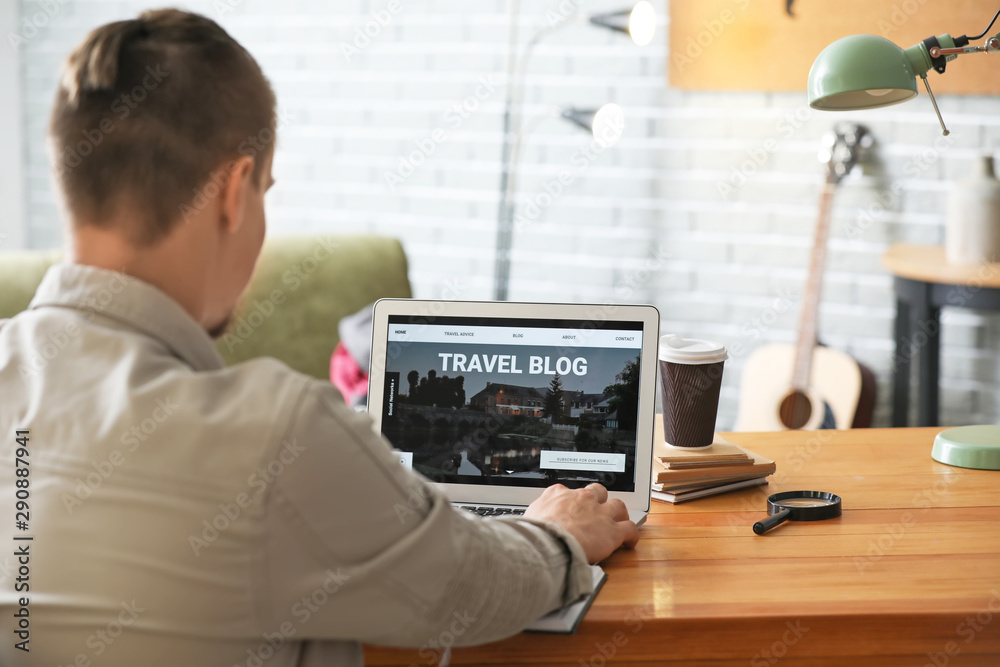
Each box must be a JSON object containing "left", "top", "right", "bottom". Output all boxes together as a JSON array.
[{"left": 50, "top": 9, "right": 277, "bottom": 245}]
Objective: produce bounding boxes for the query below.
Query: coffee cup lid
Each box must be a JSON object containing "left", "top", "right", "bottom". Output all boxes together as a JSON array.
[{"left": 659, "top": 334, "right": 728, "bottom": 364}]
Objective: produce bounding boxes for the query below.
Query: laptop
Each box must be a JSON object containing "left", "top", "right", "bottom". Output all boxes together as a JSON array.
[{"left": 367, "top": 299, "right": 659, "bottom": 525}]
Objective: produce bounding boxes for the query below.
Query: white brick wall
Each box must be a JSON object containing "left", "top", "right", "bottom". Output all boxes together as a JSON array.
[
  {"left": 1, "top": 0, "right": 26, "bottom": 251},
  {"left": 14, "top": 0, "right": 1000, "bottom": 428}
]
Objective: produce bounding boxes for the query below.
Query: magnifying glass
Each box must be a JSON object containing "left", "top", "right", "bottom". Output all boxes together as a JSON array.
[{"left": 752, "top": 491, "right": 842, "bottom": 535}]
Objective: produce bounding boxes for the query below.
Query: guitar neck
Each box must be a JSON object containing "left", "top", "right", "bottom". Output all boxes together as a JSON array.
[{"left": 791, "top": 180, "right": 837, "bottom": 391}]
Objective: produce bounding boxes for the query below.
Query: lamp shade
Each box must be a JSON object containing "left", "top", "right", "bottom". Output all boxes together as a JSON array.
[
  {"left": 628, "top": 1, "right": 656, "bottom": 47},
  {"left": 589, "top": 2, "right": 656, "bottom": 47},
  {"left": 561, "top": 103, "right": 625, "bottom": 148},
  {"left": 808, "top": 34, "right": 928, "bottom": 110}
]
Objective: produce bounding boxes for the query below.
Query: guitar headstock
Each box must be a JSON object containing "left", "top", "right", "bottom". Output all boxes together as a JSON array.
[{"left": 818, "top": 122, "right": 873, "bottom": 185}]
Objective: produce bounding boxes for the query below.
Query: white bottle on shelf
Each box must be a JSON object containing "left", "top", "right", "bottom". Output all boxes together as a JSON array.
[{"left": 946, "top": 154, "right": 1000, "bottom": 265}]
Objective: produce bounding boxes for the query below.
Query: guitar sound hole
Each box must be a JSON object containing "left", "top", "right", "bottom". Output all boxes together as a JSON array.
[{"left": 779, "top": 391, "right": 812, "bottom": 430}]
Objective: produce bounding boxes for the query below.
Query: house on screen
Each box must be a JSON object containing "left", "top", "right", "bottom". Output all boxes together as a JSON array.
[{"left": 468, "top": 382, "right": 546, "bottom": 417}]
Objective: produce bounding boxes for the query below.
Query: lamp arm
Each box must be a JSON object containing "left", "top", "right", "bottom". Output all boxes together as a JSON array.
[
  {"left": 930, "top": 36, "right": 1000, "bottom": 58},
  {"left": 917, "top": 75, "right": 950, "bottom": 137},
  {"left": 495, "top": 0, "right": 522, "bottom": 301},
  {"left": 509, "top": 16, "right": 587, "bottom": 135},
  {"left": 907, "top": 30, "right": 1000, "bottom": 138},
  {"left": 494, "top": 106, "right": 561, "bottom": 301},
  {"left": 505, "top": 106, "right": 561, "bottom": 213},
  {"left": 904, "top": 43, "right": 933, "bottom": 77},
  {"left": 495, "top": 12, "right": 586, "bottom": 300}
]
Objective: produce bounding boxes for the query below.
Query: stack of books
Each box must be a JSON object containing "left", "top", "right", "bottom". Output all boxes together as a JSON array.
[{"left": 651, "top": 437, "right": 776, "bottom": 504}]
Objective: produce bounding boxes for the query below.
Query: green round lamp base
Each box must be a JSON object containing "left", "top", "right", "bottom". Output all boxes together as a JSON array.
[{"left": 931, "top": 426, "right": 1000, "bottom": 471}]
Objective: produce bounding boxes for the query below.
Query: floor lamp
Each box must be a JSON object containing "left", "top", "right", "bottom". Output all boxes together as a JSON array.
[{"left": 492, "top": 1, "right": 655, "bottom": 302}]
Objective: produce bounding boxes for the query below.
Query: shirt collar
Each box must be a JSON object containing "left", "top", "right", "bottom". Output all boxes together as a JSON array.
[{"left": 29, "top": 263, "right": 225, "bottom": 372}]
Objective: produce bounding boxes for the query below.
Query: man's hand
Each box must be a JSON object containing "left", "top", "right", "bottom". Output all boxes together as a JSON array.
[{"left": 524, "top": 483, "right": 640, "bottom": 564}]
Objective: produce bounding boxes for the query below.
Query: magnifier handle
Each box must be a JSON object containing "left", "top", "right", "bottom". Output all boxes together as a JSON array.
[{"left": 753, "top": 508, "right": 791, "bottom": 535}]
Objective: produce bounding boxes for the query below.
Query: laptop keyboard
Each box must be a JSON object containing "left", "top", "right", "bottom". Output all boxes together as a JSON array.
[{"left": 459, "top": 505, "right": 526, "bottom": 518}]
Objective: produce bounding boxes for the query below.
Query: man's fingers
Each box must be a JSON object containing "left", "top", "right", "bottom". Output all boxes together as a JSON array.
[
  {"left": 605, "top": 498, "right": 630, "bottom": 522},
  {"left": 619, "top": 520, "right": 640, "bottom": 549},
  {"left": 584, "top": 483, "right": 608, "bottom": 504}
]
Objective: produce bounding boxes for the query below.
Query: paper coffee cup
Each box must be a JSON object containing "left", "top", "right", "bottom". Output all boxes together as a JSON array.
[{"left": 658, "top": 335, "right": 727, "bottom": 448}]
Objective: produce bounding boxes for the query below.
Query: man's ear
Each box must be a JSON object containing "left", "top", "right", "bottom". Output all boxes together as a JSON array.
[{"left": 220, "top": 155, "right": 256, "bottom": 234}]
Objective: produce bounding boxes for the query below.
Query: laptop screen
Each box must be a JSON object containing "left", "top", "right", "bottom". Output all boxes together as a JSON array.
[{"left": 376, "top": 315, "right": 644, "bottom": 493}]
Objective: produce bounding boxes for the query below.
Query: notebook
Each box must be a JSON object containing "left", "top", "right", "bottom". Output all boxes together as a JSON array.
[{"left": 367, "top": 299, "right": 660, "bottom": 525}]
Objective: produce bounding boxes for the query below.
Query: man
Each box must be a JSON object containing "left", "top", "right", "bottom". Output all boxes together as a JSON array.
[{"left": 0, "top": 9, "right": 639, "bottom": 666}]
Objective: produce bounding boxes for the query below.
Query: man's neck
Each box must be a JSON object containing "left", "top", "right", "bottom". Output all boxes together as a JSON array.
[{"left": 68, "top": 222, "right": 216, "bottom": 329}]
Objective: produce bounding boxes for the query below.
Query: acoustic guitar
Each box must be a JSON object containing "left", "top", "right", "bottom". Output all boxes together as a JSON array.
[{"left": 736, "top": 123, "right": 877, "bottom": 431}]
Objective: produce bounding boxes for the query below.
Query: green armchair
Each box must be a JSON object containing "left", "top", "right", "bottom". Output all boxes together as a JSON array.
[{"left": 0, "top": 235, "right": 411, "bottom": 380}]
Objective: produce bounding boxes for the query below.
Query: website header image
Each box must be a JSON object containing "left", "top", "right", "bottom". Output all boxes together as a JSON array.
[{"left": 379, "top": 339, "right": 641, "bottom": 493}]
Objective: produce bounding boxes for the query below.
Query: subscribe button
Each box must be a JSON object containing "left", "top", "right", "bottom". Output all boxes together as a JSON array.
[{"left": 539, "top": 451, "right": 626, "bottom": 473}]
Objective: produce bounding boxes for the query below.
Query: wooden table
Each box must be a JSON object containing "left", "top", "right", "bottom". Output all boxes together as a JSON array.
[
  {"left": 366, "top": 427, "right": 1000, "bottom": 666},
  {"left": 881, "top": 244, "right": 1000, "bottom": 427}
]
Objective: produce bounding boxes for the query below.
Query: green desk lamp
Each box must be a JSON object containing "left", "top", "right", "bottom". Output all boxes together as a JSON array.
[
  {"left": 807, "top": 9, "right": 1000, "bottom": 470},
  {"left": 932, "top": 426, "right": 1000, "bottom": 471},
  {"left": 807, "top": 8, "right": 1000, "bottom": 136}
]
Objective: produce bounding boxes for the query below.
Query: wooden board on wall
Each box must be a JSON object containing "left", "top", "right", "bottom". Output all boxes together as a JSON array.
[{"left": 669, "top": 0, "right": 1000, "bottom": 94}]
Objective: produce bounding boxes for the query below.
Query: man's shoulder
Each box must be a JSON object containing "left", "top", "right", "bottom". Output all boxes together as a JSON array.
[
  {"left": 197, "top": 357, "right": 359, "bottom": 448},
  {"left": 213, "top": 356, "right": 339, "bottom": 399},
  {"left": 196, "top": 355, "right": 346, "bottom": 422},
  {"left": 102, "top": 357, "right": 353, "bottom": 492}
]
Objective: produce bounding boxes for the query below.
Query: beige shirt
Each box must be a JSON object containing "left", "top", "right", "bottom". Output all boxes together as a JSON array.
[{"left": 0, "top": 264, "right": 592, "bottom": 667}]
